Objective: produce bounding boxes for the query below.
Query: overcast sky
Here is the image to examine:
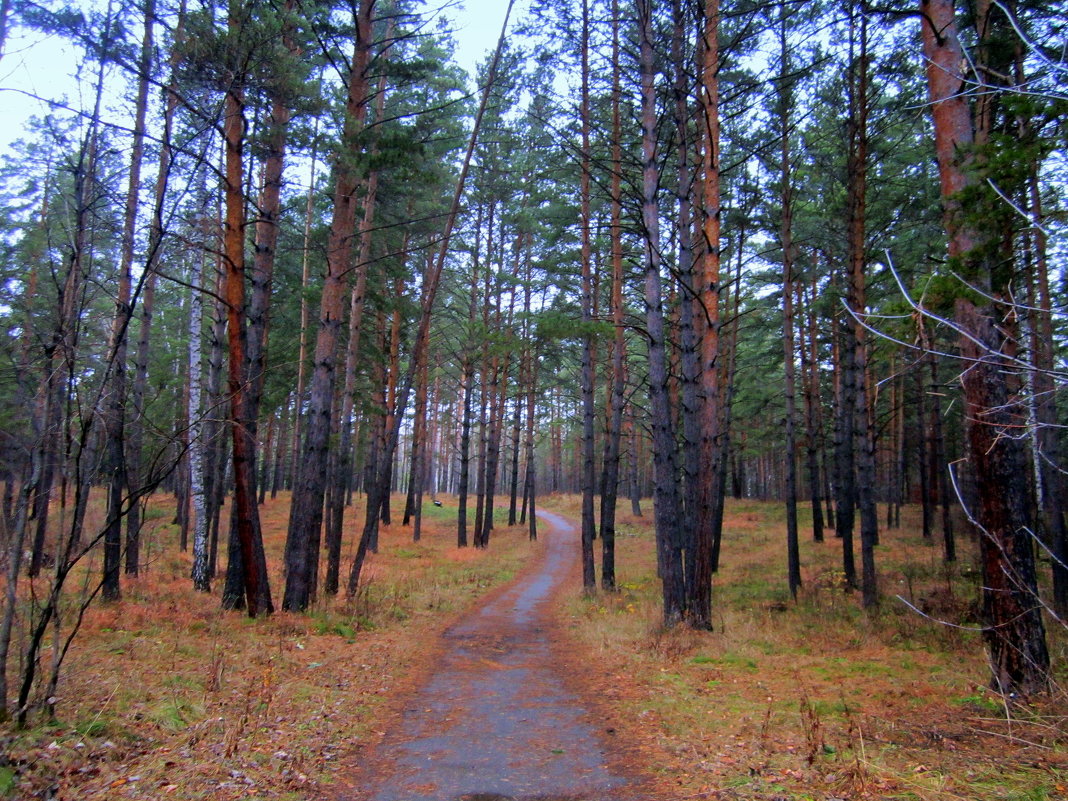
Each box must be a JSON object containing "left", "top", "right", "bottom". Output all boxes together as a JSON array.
[{"left": 0, "top": 0, "right": 531, "bottom": 153}]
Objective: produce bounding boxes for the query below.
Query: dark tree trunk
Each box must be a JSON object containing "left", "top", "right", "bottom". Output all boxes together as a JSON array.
[
  {"left": 639, "top": 0, "right": 685, "bottom": 624},
  {"left": 478, "top": 354, "right": 506, "bottom": 550},
  {"left": 270, "top": 394, "right": 290, "bottom": 499},
  {"left": 456, "top": 208, "right": 482, "bottom": 548},
  {"left": 929, "top": 357, "right": 956, "bottom": 563},
  {"left": 457, "top": 355, "right": 475, "bottom": 548},
  {"left": 578, "top": 0, "right": 597, "bottom": 591},
  {"left": 411, "top": 321, "right": 432, "bottom": 543},
  {"left": 801, "top": 275, "right": 824, "bottom": 542},
  {"left": 777, "top": 1, "right": 800, "bottom": 599},
  {"left": 960, "top": 302, "right": 1050, "bottom": 694},
  {"left": 473, "top": 207, "right": 495, "bottom": 549},
  {"left": 206, "top": 267, "right": 228, "bottom": 584},
  {"left": 690, "top": 0, "right": 721, "bottom": 628},
  {"left": 283, "top": 0, "right": 373, "bottom": 612},
  {"left": 834, "top": 294, "right": 858, "bottom": 588},
  {"left": 672, "top": 0, "right": 699, "bottom": 597},
  {"left": 507, "top": 394, "right": 521, "bottom": 527},
  {"left": 627, "top": 407, "right": 642, "bottom": 517},
  {"left": 916, "top": 367, "right": 933, "bottom": 541},
  {"left": 524, "top": 343, "right": 539, "bottom": 542},
  {"left": 847, "top": 3, "right": 877, "bottom": 608},
  {"left": 598, "top": 0, "right": 624, "bottom": 592}
]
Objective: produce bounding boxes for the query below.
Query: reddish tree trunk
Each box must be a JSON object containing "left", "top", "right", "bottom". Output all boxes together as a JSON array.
[
  {"left": 919, "top": 0, "right": 1048, "bottom": 694},
  {"left": 283, "top": 0, "right": 374, "bottom": 612}
]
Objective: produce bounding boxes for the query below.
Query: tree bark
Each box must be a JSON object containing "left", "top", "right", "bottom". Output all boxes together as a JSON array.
[
  {"left": 221, "top": 23, "right": 272, "bottom": 617},
  {"left": 577, "top": 0, "right": 597, "bottom": 591},
  {"left": 283, "top": 0, "right": 374, "bottom": 612},
  {"left": 777, "top": 1, "right": 801, "bottom": 600},
  {"left": 598, "top": 0, "right": 625, "bottom": 592},
  {"left": 190, "top": 244, "right": 210, "bottom": 592},
  {"left": 691, "top": 0, "right": 721, "bottom": 629},
  {"left": 846, "top": 3, "right": 878, "bottom": 609},
  {"left": 672, "top": 0, "right": 699, "bottom": 599},
  {"left": 919, "top": 0, "right": 1048, "bottom": 694},
  {"left": 638, "top": 0, "right": 685, "bottom": 624}
]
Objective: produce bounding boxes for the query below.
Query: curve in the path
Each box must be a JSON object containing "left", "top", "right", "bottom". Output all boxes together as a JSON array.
[{"left": 347, "top": 510, "right": 632, "bottom": 801}]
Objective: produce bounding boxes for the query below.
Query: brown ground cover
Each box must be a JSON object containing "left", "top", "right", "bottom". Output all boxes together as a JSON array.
[
  {"left": 0, "top": 492, "right": 535, "bottom": 800},
  {"left": 540, "top": 495, "right": 1068, "bottom": 801},
  {"left": 2, "top": 493, "right": 1066, "bottom": 801}
]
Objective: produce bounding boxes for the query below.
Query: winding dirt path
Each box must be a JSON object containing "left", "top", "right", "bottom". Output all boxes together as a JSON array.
[{"left": 341, "top": 510, "right": 642, "bottom": 801}]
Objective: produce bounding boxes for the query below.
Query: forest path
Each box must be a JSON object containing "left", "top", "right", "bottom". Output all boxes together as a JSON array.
[{"left": 340, "top": 510, "right": 641, "bottom": 801}]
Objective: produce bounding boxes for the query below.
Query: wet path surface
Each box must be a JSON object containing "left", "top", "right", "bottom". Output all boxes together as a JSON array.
[{"left": 346, "top": 511, "right": 634, "bottom": 801}]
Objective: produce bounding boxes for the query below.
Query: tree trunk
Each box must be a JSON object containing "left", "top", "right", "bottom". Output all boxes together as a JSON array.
[
  {"left": 283, "top": 0, "right": 374, "bottom": 612},
  {"left": 777, "top": 2, "right": 800, "bottom": 599},
  {"left": 577, "top": 0, "right": 597, "bottom": 591},
  {"left": 639, "top": 0, "right": 685, "bottom": 624},
  {"left": 507, "top": 390, "right": 522, "bottom": 527},
  {"left": 103, "top": 0, "right": 152, "bottom": 587},
  {"left": 847, "top": 3, "right": 877, "bottom": 608},
  {"left": 524, "top": 339, "right": 539, "bottom": 542},
  {"left": 598, "top": 0, "right": 625, "bottom": 591},
  {"left": 800, "top": 275, "right": 824, "bottom": 542},
  {"left": 918, "top": 0, "right": 1049, "bottom": 694},
  {"left": 627, "top": 405, "right": 642, "bottom": 517},
  {"left": 916, "top": 365, "right": 933, "bottom": 541},
  {"left": 206, "top": 261, "right": 228, "bottom": 585},
  {"left": 190, "top": 244, "right": 210, "bottom": 592},
  {"left": 833, "top": 285, "right": 857, "bottom": 587},
  {"left": 672, "top": 0, "right": 699, "bottom": 601},
  {"left": 221, "top": 29, "right": 272, "bottom": 617},
  {"left": 411, "top": 327, "right": 433, "bottom": 543},
  {"left": 456, "top": 207, "right": 482, "bottom": 548},
  {"left": 691, "top": 0, "right": 721, "bottom": 628}
]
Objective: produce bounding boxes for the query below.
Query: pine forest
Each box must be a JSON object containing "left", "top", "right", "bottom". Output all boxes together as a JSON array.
[{"left": 0, "top": 0, "right": 1065, "bottom": 798}]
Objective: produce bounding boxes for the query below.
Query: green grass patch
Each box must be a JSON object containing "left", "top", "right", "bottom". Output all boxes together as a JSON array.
[
  {"left": 951, "top": 692, "right": 1004, "bottom": 715},
  {"left": 74, "top": 717, "right": 110, "bottom": 738},
  {"left": 0, "top": 766, "right": 16, "bottom": 796},
  {"left": 148, "top": 697, "right": 202, "bottom": 730}
]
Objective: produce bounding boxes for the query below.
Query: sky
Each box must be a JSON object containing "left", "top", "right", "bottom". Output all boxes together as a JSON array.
[
  {"left": 444, "top": 0, "right": 530, "bottom": 78},
  {"left": 0, "top": 0, "right": 531, "bottom": 153}
]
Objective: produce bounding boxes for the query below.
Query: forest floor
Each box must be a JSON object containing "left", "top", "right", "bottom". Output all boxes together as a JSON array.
[
  {"left": 1, "top": 492, "right": 1066, "bottom": 800},
  {"left": 540, "top": 495, "right": 1068, "bottom": 801}
]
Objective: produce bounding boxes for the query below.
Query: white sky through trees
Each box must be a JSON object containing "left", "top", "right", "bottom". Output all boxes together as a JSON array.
[{"left": 0, "top": 0, "right": 527, "bottom": 151}]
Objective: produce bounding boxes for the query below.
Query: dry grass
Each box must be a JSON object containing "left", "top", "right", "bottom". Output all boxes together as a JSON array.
[
  {"left": 0, "top": 491, "right": 535, "bottom": 800},
  {"left": 6, "top": 491, "right": 1067, "bottom": 801},
  {"left": 541, "top": 494, "right": 1068, "bottom": 801}
]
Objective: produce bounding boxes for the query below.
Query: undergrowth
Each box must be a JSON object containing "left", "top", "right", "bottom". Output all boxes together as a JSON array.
[
  {"left": 540, "top": 493, "right": 1068, "bottom": 801},
  {"left": 0, "top": 491, "right": 533, "bottom": 800}
]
